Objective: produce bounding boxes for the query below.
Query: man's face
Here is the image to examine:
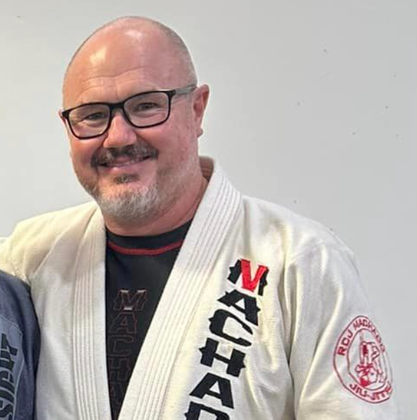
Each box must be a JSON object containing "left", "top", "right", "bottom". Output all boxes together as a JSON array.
[{"left": 62, "top": 28, "right": 208, "bottom": 224}]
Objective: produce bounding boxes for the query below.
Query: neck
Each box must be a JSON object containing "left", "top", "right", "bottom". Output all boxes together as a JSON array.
[{"left": 103, "top": 175, "right": 208, "bottom": 237}]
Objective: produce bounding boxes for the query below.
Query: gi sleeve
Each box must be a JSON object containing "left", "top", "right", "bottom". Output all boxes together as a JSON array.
[{"left": 285, "top": 241, "right": 400, "bottom": 419}]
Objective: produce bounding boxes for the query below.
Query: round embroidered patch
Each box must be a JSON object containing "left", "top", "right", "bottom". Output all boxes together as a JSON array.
[{"left": 333, "top": 315, "right": 393, "bottom": 403}]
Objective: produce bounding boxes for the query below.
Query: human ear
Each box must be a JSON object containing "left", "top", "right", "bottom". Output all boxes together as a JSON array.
[{"left": 192, "top": 85, "right": 210, "bottom": 137}]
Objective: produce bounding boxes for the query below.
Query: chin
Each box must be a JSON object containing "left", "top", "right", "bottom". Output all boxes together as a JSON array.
[{"left": 94, "top": 183, "right": 161, "bottom": 222}]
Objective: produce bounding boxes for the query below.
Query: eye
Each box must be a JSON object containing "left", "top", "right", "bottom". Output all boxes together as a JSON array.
[
  {"left": 70, "top": 106, "right": 109, "bottom": 126},
  {"left": 127, "top": 92, "right": 167, "bottom": 116},
  {"left": 83, "top": 111, "right": 108, "bottom": 121},
  {"left": 133, "top": 102, "right": 161, "bottom": 113}
]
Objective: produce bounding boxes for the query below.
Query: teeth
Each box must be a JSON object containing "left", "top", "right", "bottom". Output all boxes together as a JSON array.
[{"left": 103, "top": 155, "right": 149, "bottom": 167}]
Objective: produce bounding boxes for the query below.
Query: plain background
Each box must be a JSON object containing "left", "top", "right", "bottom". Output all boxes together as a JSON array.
[{"left": 1, "top": 1, "right": 415, "bottom": 418}]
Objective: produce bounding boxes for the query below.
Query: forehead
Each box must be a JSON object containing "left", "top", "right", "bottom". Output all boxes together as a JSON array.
[{"left": 64, "top": 28, "right": 186, "bottom": 108}]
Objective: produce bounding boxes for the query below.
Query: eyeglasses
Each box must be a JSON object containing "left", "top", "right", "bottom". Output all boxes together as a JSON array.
[{"left": 61, "top": 84, "right": 197, "bottom": 140}]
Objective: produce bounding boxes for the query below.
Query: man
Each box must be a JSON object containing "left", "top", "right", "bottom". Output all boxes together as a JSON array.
[
  {"left": 0, "top": 270, "right": 39, "bottom": 419},
  {"left": 0, "top": 16, "right": 399, "bottom": 419}
]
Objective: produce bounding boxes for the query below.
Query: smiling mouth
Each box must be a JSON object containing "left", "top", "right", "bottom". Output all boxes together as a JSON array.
[{"left": 100, "top": 155, "right": 152, "bottom": 168}]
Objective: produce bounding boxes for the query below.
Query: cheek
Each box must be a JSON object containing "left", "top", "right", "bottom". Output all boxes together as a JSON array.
[
  {"left": 70, "top": 139, "right": 99, "bottom": 167},
  {"left": 147, "top": 119, "right": 196, "bottom": 156}
]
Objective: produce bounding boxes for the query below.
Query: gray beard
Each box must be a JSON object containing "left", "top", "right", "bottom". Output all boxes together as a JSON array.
[
  {"left": 80, "top": 143, "right": 163, "bottom": 223},
  {"left": 77, "top": 169, "right": 161, "bottom": 224},
  {"left": 91, "top": 178, "right": 161, "bottom": 223}
]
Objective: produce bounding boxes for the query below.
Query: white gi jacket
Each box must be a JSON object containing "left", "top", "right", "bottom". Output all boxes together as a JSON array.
[{"left": 0, "top": 157, "right": 399, "bottom": 419}]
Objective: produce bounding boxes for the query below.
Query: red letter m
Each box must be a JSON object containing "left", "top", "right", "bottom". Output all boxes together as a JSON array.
[{"left": 240, "top": 259, "right": 269, "bottom": 294}]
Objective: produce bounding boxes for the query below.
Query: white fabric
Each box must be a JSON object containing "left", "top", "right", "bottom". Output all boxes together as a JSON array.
[{"left": 0, "top": 157, "right": 400, "bottom": 419}]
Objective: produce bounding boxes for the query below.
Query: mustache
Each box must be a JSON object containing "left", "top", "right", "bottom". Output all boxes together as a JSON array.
[{"left": 91, "top": 144, "right": 158, "bottom": 167}]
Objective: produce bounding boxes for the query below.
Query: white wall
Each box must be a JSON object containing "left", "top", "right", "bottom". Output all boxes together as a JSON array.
[{"left": 1, "top": 0, "right": 415, "bottom": 417}]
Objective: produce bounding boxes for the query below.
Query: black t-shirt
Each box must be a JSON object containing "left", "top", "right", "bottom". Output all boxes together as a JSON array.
[{"left": 105, "top": 220, "right": 192, "bottom": 420}]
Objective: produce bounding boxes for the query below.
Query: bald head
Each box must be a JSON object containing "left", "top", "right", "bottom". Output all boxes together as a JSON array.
[{"left": 63, "top": 17, "right": 197, "bottom": 107}]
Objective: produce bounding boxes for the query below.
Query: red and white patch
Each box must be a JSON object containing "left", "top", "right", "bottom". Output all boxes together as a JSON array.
[{"left": 333, "top": 316, "right": 393, "bottom": 404}]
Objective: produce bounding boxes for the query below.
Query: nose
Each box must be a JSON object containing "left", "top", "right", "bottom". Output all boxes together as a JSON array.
[{"left": 102, "top": 110, "right": 137, "bottom": 149}]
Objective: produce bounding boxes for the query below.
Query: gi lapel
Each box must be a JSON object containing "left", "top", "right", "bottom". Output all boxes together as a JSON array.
[
  {"left": 72, "top": 209, "right": 112, "bottom": 420},
  {"left": 119, "top": 157, "right": 242, "bottom": 420}
]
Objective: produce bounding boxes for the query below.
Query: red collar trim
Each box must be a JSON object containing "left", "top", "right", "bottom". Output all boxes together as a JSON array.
[{"left": 107, "top": 239, "right": 184, "bottom": 256}]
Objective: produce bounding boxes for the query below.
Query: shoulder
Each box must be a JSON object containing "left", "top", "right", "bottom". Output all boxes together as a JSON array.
[
  {"left": 0, "top": 202, "right": 101, "bottom": 280},
  {"left": 241, "top": 195, "right": 354, "bottom": 261}
]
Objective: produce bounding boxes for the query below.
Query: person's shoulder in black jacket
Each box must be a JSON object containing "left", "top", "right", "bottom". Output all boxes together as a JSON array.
[{"left": 0, "top": 270, "right": 40, "bottom": 420}]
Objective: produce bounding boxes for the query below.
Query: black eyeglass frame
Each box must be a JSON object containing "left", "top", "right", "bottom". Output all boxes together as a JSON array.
[{"left": 61, "top": 84, "right": 197, "bottom": 140}]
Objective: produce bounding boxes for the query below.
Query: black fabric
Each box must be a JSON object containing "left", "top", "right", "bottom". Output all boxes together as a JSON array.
[{"left": 105, "top": 220, "right": 192, "bottom": 420}]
